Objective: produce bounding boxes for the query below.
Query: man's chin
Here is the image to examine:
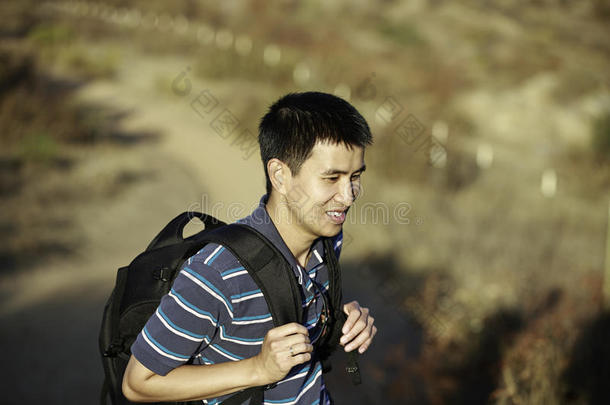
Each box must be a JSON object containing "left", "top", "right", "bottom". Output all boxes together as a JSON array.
[{"left": 320, "top": 223, "right": 343, "bottom": 238}]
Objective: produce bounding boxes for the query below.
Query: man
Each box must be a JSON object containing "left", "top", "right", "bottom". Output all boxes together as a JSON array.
[{"left": 122, "top": 92, "right": 377, "bottom": 404}]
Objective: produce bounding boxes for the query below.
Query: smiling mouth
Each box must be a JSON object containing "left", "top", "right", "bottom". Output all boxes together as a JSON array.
[{"left": 326, "top": 209, "right": 347, "bottom": 224}]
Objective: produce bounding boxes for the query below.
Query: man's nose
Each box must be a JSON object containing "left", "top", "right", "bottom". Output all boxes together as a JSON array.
[{"left": 335, "top": 179, "right": 357, "bottom": 206}]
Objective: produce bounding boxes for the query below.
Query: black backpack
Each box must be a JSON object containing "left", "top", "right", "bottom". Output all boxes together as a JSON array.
[{"left": 99, "top": 212, "right": 360, "bottom": 405}]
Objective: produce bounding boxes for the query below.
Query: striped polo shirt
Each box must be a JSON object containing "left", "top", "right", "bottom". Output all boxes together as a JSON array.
[{"left": 131, "top": 195, "right": 343, "bottom": 405}]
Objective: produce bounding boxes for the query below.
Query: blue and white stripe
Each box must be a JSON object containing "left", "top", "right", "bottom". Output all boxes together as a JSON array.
[
  {"left": 231, "top": 289, "right": 263, "bottom": 303},
  {"left": 141, "top": 326, "right": 191, "bottom": 362},
  {"left": 180, "top": 267, "right": 234, "bottom": 317},
  {"left": 168, "top": 289, "right": 218, "bottom": 326}
]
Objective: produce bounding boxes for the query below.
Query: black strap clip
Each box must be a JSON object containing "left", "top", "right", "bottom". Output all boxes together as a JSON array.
[
  {"left": 346, "top": 351, "right": 362, "bottom": 385},
  {"left": 153, "top": 266, "right": 170, "bottom": 282}
]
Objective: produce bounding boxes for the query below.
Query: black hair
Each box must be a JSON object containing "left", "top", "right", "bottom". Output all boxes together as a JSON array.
[{"left": 258, "top": 91, "right": 373, "bottom": 195}]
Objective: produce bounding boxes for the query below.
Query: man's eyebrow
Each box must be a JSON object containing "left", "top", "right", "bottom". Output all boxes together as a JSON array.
[{"left": 321, "top": 164, "right": 366, "bottom": 176}]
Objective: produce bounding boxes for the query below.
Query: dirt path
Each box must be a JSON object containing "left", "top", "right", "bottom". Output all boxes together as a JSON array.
[{"left": 0, "top": 42, "right": 269, "bottom": 402}]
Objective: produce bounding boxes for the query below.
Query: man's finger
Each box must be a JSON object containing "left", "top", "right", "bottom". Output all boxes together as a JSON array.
[
  {"left": 342, "top": 313, "right": 376, "bottom": 352},
  {"left": 341, "top": 308, "right": 369, "bottom": 344},
  {"left": 357, "top": 325, "right": 378, "bottom": 354},
  {"left": 270, "top": 331, "right": 310, "bottom": 353},
  {"left": 283, "top": 333, "right": 311, "bottom": 349},
  {"left": 341, "top": 302, "right": 362, "bottom": 334},
  {"left": 269, "top": 322, "right": 309, "bottom": 338},
  {"left": 344, "top": 322, "right": 373, "bottom": 352},
  {"left": 341, "top": 316, "right": 367, "bottom": 345},
  {"left": 290, "top": 352, "right": 311, "bottom": 366},
  {"left": 286, "top": 342, "right": 314, "bottom": 357}
]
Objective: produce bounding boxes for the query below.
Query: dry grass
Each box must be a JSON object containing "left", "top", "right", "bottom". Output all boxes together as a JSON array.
[
  {"left": 2, "top": 0, "right": 610, "bottom": 403},
  {"left": 0, "top": 25, "right": 150, "bottom": 274}
]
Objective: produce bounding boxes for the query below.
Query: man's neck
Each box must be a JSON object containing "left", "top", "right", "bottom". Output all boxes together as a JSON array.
[{"left": 265, "top": 193, "right": 315, "bottom": 268}]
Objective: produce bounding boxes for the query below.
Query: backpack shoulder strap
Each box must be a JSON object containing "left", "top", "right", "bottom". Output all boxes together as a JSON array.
[
  {"left": 323, "top": 238, "right": 343, "bottom": 321},
  {"left": 195, "top": 223, "right": 303, "bottom": 326},
  {"left": 322, "top": 238, "right": 362, "bottom": 385},
  {"left": 193, "top": 224, "right": 303, "bottom": 405}
]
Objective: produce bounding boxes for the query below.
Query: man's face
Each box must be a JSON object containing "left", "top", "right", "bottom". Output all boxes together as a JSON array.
[{"left": 282, "top": 140, "right": 365, "bottom": 239}]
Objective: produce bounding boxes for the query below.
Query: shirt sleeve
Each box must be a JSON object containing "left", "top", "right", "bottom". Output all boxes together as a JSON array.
[{"left": 130, "top": 245, "right": 233, "bottom": 376}]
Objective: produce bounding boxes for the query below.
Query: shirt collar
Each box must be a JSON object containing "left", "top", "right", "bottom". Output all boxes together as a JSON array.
[{"left": 237, "top": 195, "right": 326, "bottom": 273}]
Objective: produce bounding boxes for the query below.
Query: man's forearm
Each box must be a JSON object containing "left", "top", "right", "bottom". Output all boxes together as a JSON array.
[{"left": 123, "top": 355, "right": 265, "bottom": 402}]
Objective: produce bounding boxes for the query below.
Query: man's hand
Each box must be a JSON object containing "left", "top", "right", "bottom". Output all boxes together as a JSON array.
[
  {"left": 340, "top": 301, "right": 377, "bottom": 354},
  {"left": 252, "top": 323, "right": 313, "bottom": 385}
]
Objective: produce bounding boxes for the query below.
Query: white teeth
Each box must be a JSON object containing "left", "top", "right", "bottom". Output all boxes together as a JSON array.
[{"left": 328, "top": 211, "right": 342, "bottom": 217}]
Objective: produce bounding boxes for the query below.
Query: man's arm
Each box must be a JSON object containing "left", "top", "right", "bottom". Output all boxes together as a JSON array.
[
  {"left": 123, "top": 323, "right": 313, "bottom": 402},
  {"left": 123, "top": 354, "right": 259, "bottom": 402}
]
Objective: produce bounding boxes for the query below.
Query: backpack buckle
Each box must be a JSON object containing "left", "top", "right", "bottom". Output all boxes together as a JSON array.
[
  {"left": 153, "top": 267, "right": 170, "bottom": 282},
  {"left": 346, "top": 352, "right": 362, "bottom": 385}
]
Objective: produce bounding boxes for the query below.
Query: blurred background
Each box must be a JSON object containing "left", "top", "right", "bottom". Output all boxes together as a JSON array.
[{"left": 1, "top": 0, "right": 610, "bottom": 404}]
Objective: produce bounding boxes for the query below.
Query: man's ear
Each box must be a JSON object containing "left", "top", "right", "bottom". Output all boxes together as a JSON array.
[{"left": 267, "top": 159, "right": 289, "bottom": 195}]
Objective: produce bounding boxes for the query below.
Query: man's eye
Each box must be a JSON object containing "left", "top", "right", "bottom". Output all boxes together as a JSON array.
[{"left": 325, "top": 177, "right": 339, "bottom": 182}]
